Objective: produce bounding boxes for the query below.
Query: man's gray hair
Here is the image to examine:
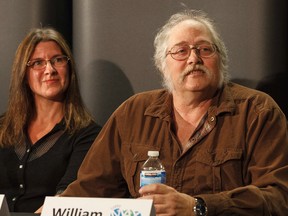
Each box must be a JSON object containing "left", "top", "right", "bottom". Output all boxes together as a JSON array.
[{"left": 154, "top": 9, "right": 230, "bottom": 88}]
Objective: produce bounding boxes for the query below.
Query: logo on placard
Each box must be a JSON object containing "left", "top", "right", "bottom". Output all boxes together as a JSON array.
[{"left": 110, "top": 206, "right": 142, "bottom": 216}]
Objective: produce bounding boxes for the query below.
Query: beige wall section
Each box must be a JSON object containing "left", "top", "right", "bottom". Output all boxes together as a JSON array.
[{"left": 0, "top": 0, "right": 287, "bottom": 126}]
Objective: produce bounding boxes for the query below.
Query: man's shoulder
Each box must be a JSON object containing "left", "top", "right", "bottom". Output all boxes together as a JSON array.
[
  {"left": 126, "top": 89, "right": 169, "bottom": 104},
  {"left": 228, "top": 82, "right": 272, "bottom": 100},
  {"left": 226, "top": 82, "right": 279, "bottom": 110},
  {"left": 114, "top": 89, "right": 170, "bottom": 116}
]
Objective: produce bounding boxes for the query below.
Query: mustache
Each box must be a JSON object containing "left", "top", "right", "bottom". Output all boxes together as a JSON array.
[{"left": 179, "top": 65, "right": 210, "bottom": 81}]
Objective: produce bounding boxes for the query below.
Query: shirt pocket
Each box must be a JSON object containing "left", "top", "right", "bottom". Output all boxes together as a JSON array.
[
  {"left": 122, "top": 144, "right": 160, "bottom": 197},
  {"left": 194, "top": 148, "right": 243, "bottom": 194}
]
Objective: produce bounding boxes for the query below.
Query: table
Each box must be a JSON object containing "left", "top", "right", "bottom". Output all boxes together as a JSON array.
[{"left": 10, "top": 213, "right": 39, "bottom": 216}]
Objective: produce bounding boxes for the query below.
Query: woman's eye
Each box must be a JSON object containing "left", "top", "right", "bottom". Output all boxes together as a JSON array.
[
  {"left": 54, "top": 57, "right": 62, "bottom": 63},
  {"left": 33, "top": 60, "right": 44, "bottom": 66}
]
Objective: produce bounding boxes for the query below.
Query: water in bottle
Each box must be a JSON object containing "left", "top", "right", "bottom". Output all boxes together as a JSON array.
[{"left": 140, "top": 151, "right": 166, "bottom": 187}]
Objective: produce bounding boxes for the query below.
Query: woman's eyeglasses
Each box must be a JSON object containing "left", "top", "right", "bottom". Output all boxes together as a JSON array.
[{"left": 27, "top": 55, "right": 70, "bottom": 70}]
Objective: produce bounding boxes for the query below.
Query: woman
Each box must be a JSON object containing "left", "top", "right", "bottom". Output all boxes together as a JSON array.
[{"left": 0, "top": 27, "right": 101, "bottom": 213}]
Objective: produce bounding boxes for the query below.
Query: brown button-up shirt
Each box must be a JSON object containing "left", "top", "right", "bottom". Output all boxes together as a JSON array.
[{"left": 63, "top": 83, "right": 288, "bottom": 215}]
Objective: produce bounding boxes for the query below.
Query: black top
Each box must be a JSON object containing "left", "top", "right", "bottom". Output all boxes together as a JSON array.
[{"left": 0, "top": 120, "right": 101, "bottom": 213}]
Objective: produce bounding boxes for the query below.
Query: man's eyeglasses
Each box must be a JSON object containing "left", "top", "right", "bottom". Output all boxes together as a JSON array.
[
  {"left": 166, "top": 43, "right": 218, "bottom": 61},
  {"left": 26, "top": 55, "right": 70, "bottom": 70}
]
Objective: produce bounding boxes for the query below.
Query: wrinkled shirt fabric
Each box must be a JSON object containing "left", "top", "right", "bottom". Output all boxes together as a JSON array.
[{"left": 63, "top": 83, "right": 288, "bottom": 216}]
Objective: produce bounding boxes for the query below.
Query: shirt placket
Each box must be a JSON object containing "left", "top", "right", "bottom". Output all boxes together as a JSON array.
[
  {"left": 169, "top": 113, "right": 217, "bottom": 193},
  {"left": 12, "top": 146, "right": 31, "bottom": 208}
]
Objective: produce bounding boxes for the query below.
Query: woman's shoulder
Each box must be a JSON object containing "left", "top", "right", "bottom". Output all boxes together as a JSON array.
[{"left": 78, "top": 120, "right": 102, "bottom": 135}]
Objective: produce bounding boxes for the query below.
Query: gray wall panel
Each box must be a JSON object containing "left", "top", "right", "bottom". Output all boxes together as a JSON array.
[
  {"left": 0, "top": 0, "right": 287, "bottom": 126},
  {"left": 73, "top": 0, "right": 287, "bottom": 125}
]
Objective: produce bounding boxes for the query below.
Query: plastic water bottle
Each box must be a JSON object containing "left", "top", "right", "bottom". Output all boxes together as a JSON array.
[{"left": 140, "top": 151, "right": 166, "bottom": 187}]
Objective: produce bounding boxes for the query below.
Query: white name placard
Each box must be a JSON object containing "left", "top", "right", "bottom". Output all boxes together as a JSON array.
[
  {"left": 0, "top": 194, "right": 10, "bottom": 216},
  {"left": 41, "top": 196, "right": 155, "bottom": 216}
]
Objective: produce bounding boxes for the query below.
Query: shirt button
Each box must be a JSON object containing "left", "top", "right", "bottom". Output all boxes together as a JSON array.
[
  {"left": 12, "top": 197, "right": 17, "bottom": 201},
  {"left": 210, "top": 116, "right": 215, "bottom": 122},
  {"left": 19, "top": 184, "right": 24, "bottom": 188},
  {"left": 26, "top": 149, "right": 30, "bottom": 153},
  {"left": 19, "top": 165, "right": 23, "bottom": 169}
]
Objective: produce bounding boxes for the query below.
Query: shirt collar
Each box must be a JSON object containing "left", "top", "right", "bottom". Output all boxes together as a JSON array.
[{"left": 144, "top": 84, "right": 237, "bottom": 120}]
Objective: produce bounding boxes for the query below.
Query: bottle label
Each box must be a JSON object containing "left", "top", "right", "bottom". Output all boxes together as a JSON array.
[{"left": 140, "top": 170, "right": 166, "bottom": 187}]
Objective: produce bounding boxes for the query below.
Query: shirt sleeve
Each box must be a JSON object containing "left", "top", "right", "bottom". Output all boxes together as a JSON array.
[{"left": 62, "top": 106, "right": 131, "bottom": 198}]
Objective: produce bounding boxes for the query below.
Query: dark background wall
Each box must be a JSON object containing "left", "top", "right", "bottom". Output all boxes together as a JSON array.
[{"left": 0, "top": 0, "right": 287, "bottom": 126}]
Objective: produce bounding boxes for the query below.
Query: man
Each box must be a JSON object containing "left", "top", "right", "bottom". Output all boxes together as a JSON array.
[{"left": 62, "top": 10, "right": 288, "bottom": 215}]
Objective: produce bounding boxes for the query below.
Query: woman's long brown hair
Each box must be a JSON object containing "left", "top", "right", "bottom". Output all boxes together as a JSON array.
[{"left": 0, "top": 27, "right": 94, "bottom": 147}]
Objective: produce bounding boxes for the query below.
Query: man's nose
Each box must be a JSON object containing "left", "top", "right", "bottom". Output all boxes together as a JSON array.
[{"left": 187, "top": 49, "right": 203, "bottom": 64}]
